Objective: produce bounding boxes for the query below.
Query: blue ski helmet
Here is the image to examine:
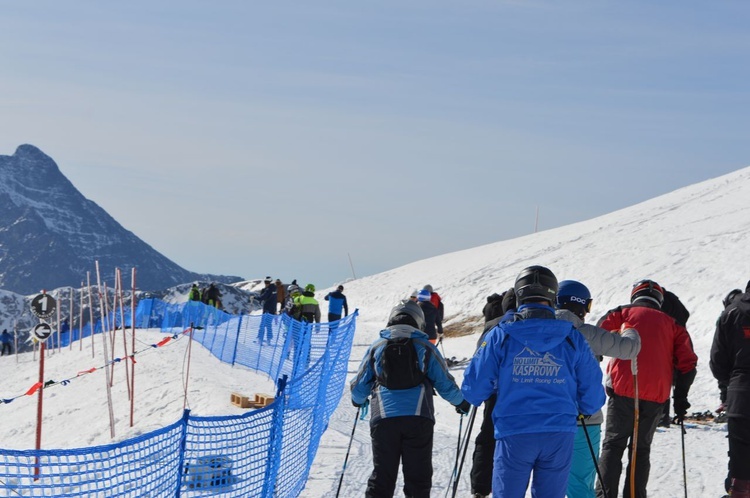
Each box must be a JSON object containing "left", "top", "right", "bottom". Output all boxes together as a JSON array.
[{"left": 556, "top": 280, "right": 593, "bottom": 315}]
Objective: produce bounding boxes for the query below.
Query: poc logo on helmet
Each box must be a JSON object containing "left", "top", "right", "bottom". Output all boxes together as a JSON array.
[{"left": 569, "top": 295, "right": 588, "bottom": 305}]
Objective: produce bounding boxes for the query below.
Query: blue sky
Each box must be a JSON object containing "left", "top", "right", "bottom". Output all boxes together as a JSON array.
[{"left": 1, "top": 1, "right": 748, "bottom": 289}]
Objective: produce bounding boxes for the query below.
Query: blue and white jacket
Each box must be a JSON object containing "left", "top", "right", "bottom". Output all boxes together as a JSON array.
[
  {"left": 461, "top": 303, "right": 605, "bottom": 439},
  {"left": 350, "top": 325, "right": 464, "bottom": 425},
  {"left": 324, "top": 290, "right": 348, "bottom": 316}
]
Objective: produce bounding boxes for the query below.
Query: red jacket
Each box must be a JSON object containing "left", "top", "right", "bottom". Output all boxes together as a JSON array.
[{"left": 598, "top": 303, "right": 698, "bottom": 403}]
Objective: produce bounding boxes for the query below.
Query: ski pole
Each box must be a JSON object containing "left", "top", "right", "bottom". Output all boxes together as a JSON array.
[
  {"left": 335, "top": 406, "right": 361, "bottom": 498},
  {"left": 451, "top": 405, "right": 478, "bottom": 498},
  {"left": 580, "top": 414, "right": 608, "bottom": 498},
  {"left": 630, "top": 358, "right": 639, "bottom": 498},
  {"left": 679, "top": 419, "right": 687, "bottom": 498},
  {"left": 444, "top": 412, "right": 464, "bottom": 498}
]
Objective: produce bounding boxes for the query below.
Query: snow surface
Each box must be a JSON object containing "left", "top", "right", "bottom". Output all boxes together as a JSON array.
[{"left": 3, "top": 166, "right": 750, "bottom": 497}]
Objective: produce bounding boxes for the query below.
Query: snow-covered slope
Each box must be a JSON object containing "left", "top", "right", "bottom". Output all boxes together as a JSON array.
[
  {"left": 306, "top": 166, "right": 750, "bottom": 497},
  {"left": 1, "top": 166, "right": 748, "bottom": 497}
]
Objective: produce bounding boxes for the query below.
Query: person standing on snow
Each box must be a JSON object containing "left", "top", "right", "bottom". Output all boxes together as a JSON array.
[
  {"left": 0, "top": 329, "right": 12, "bottom": 356},
  {"left": 275, "top": 279, "right": 286, "bottom": 313},
  {"left": 715, "top": 288, "right": 744, "bottom": 417},
  {"left": 294, "top": 284, "right": 321, "bottom": 323},
  {"left": 423, "top": 284, "right": 444, "bottom": 340},
  {"left": 188, "top": 283, "right": 202, "bottom": 302},
  {"left": 350, "top": 300, "right": 470, "bottom": 498},
  {"left": 554, "top": 280, "right": 641, "bottom": 498},
  {"left": 256, "top": 277, "right": 277, "bottom": 344},
  {"left": 461, "top": 266, "right": 605, "bottom": 498},
  {"left": 470, "top": 287, "right": 517, "bottom": 498},
  {"left": 655, "top": 287, "right": 693, "bottom": 428},
  {"left": 417, "top": 289, "right": 439, "bottom": 344},
  {"left": 324, "top": 285, "right": 349, "bottom": 322},
  {"left": 711, "top": 281, "right": 750, "bottom": 498},
  {"left": 595, "top": 279, "right": 698, "bottom": 498}
]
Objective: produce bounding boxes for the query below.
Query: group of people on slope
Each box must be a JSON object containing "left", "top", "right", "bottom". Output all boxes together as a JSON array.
[
  {"left": 348, "top": 265, "right": 750, "bottom": 498},
  {"left": 255, "top": 277, "right": 350, "bottom": 344},
  {"left": 188, "top": 282, "right": 223, "bottom": 309}
]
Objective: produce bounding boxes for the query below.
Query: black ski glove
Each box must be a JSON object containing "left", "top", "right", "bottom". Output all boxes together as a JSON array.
[
  {"left": 455, "top": 400, "right": 471, "bottom": 415},
  {"left": 673, "top": 397, "right": 690, "bottom": 423}
]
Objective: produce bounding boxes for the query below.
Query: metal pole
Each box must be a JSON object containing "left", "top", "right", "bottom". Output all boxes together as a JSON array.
[
  {"left": 347, "top": 252, "right": 357, "bottom": 280},
  {"left": 450, "top": 406, "right": 477, "bottom": 498},
  {"left": 335, "top": 407, "right": 361, "bottom": 498},
  {"left": 680, "top": 420, "right": 688, "bottom": 497},
  {"left": 581, "top": 415, "right": 608, "bottom": 498},
  {"left": 34, "top": 340, "right": 45, "bottom": 479}
]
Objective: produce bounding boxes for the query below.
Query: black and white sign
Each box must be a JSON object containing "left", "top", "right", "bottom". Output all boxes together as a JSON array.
[
  {"left": 30, "top": 294, "right": 56, "bottom": 319},
  {"left": 32, "top": 323, "right": 53, "bottom": 343}
]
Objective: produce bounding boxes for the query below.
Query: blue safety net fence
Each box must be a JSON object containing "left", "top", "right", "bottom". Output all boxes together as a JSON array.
[{"left": 0, "top": 299, "right": 358, "bottom": 497}]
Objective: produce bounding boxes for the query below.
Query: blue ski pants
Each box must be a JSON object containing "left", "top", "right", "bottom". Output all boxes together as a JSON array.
[
  {"left": 493, "top": 431, "right": 574, "bottom": 498},
  {"left": 567, "top": 424, "right": 601, "bottom": 498}
]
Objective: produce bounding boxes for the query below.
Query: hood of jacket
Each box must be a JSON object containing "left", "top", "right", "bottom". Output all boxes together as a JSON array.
[
  {"left": 504, "top": 303, "right": 573, "bottom": 353},
  {"left": 380, "top": 324, "right": 429, "bottom": 341}
]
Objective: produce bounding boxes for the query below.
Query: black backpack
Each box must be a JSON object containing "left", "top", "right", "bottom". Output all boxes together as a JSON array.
[{"left": 371, "top": 338, "right": 430, "bottom": 390}]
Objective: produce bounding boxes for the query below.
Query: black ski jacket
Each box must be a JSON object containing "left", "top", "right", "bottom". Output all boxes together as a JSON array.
[{"left": 711, "top": 292, "right": 750, "bottom": 418}]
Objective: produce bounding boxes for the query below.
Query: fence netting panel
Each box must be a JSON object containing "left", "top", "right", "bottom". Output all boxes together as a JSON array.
[{"left": 0, "top": 299, "right": 358, "bottom": 497}]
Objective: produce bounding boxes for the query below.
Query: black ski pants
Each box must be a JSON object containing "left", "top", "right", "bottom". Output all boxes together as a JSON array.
[
  {"left": 470, "top": 393, "right": 496, "bottom": 496},
  {"left": 595, "top": 392, "right": 663, "bottom": 498},
  {"left": 0, "top": 343, "right": 10, "bottom": 356},
  {"left": 328, "top": 313, "right": 341, "bottom": 323},
  {"left": 729, "top": 417, "right": 750, "bottom": 481},
  {"left": 366, "top": 416, "right": 433, "bottom": 498}
]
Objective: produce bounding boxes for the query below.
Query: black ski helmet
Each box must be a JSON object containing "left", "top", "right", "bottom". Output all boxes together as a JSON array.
[
  {"left": 514, "top": 266, "right": 558, "bottom": 305},
  {"left": 630, "top": 279, "right": 664, "bottom": 308},
  {"left": 387, "top": 299, "right": 426, "bottom": 331},
  {"left": 723, "top": 288, "right": 742, "bottom": 308}
]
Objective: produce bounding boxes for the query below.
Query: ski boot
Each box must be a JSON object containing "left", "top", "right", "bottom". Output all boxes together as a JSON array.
[{"left": 657, "top": 412, "right": 671, "bottom": 428}]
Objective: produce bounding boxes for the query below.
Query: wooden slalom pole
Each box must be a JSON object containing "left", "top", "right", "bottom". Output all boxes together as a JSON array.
[
  {"left": 87, "top": 272, "right": 95, "bottom": 358},
  {"left": 129, "top": 267, "right": 137, "bottom": 428},
  {"left": 95, "top": 261, "right": 117, "bottom": 438}
]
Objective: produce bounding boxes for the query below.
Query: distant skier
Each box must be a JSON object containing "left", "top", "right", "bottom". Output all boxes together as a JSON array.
[
  {"left": 462, "top": 266, "right": 605, "bottom": 498},
  {"left": 595, "top": 279, "right": 697, "bottom": 498},
  {"left": 324, "top": 285, "right": 349, "bottom": 322},
  {"left": 711, "top": 281, "right": 750, "bottom": 498},
  {"left": 423, "top": 284, "right": 444, "bottom": 340},
  {"left": 350, "top": 299, "right": 469, "bottom": 498},
  {"left": 257, "top": 277, "right": 277, "bottom": 344},
  {"left": 416, "top": 289, "right": 439, "bottom": 344},
  {"left": 275, "top": 279, "right": 285, "bottom": 313},
  {"left": 294, "top": 284, "right": 321, "bottom": 323},
  {"left": 203, "top": 283, "right": 222, "bottom": 309},
  {"left": 188, "top": 283, "right": 202, "bottom": 302},
  {"left": 0, "top": 329, "right": 12, "bottom": 356}
]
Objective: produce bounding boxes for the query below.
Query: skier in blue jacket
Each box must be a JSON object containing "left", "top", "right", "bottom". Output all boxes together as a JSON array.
[
  {"left": 351, "top": 299, "right": 470, "bottom": 498},
  {"left": 324, "top": 285, "right": 349, "bottom": 322},
  {"left": 461, "top": 266, "right": 605, "bottom": 498}
]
